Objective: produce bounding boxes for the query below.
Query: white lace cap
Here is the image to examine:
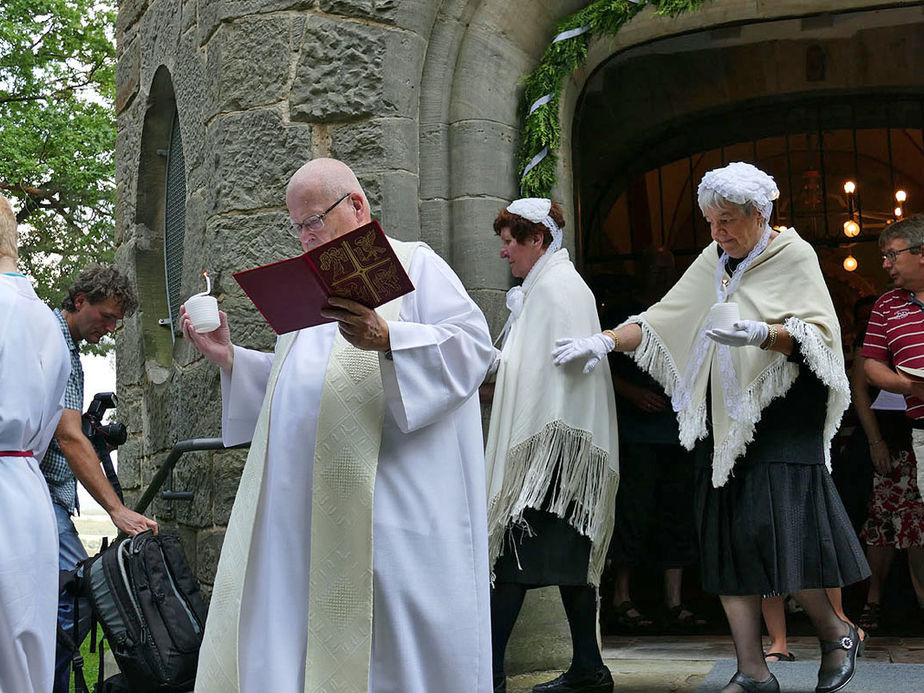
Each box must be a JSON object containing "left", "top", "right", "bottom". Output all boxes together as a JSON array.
[
  {"left": 506, "top": 197, "right": 563, "bottom": 251},
  {"left": 697, "top": 162, "right": 780, "bottom": 222}
]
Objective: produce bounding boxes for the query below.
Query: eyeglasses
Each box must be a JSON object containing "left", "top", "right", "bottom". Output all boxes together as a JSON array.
[
  {"left": 289, "top": 193, "right": 350, "bottom": 236},
  {"left": 881, "top": 246, "right": 921, "bottom": 263}
]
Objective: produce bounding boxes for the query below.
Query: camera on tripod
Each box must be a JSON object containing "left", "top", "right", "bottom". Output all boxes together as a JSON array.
[{"left": 82, "top": 392, "right": 127, "bottom": 449}]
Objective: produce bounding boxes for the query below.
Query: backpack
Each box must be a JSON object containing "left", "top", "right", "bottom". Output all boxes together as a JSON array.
[{"left": 72, "top": 530, "right": 207, "bottom": 692}]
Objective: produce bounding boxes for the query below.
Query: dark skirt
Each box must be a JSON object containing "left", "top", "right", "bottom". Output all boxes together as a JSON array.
[
  {"left": 695, "top": 450, "right": 871, "bottom": 596},
  {"left": 695, "top": 363, "right": 871, "bottom": 595},
  {"left": 492, "top": 507, "right": 592, "bottom": 587}
]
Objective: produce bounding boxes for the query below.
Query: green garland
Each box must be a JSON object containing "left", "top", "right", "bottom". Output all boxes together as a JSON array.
[{"left": 517, "top": 0, "right": 712, "bottom": 197}]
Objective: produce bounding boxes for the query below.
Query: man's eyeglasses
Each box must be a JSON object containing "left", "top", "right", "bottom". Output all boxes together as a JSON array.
[
  {"left": 881, "top": 246, "right": 921, "bottom": 263},
  {"left": 289, "top": 193, "right": 350, "bottom": 236}
]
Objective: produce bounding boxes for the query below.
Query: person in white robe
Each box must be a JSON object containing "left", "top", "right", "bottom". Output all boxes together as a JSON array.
[
  {"left": 182, "top": 158, "right": 495, "bottom": 693},
  {"left": 484, "top": 199, "right": 618, "bottom": 693},
  {"left": 0, "top": 194, "right": 71, "bottom": 693}
]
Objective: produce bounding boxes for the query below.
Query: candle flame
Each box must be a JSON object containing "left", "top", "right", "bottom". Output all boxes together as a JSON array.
[{"left": 195, "top": 270, "right": 212, "bottom": 297}]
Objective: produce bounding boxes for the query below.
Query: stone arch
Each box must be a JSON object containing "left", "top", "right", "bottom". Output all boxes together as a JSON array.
[
  {"left": 418, "top": 0, "right": 587, "bottom": 334},
  {"left": 565, "top": 2, "right": 924, "bottom": 331},
  {"left": 570, "top": 1, "right": 924, "bottom": 245},
  {"left": 419, "top": 1, "right": 913, "bottom": 324}
]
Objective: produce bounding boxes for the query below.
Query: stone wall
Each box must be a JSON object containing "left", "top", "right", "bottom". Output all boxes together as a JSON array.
[{"left": 113, "top": 0, "right": 903, "bottom": 674}]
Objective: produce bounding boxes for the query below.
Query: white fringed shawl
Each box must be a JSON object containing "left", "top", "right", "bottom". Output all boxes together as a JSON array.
[
  {"left": 626, "top": 229, "right": 850, "bottom": 487},
  {"left": 485, "top": 249, "right": 619, "bottom": 586}
]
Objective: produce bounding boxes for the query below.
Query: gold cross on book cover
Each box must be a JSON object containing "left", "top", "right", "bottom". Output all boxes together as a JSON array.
[{"left": 232, "top": 221, "right": 415, "bottom": 334}]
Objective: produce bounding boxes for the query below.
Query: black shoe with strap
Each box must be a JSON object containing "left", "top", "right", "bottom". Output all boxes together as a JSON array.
[
  {"left": 763, "top": 651, "right": 796, "bottom": 662},
  {"left": 726, "top": 671, "right": 780, "bottom": 693},
  {"left": 815, "top": 621, "right": 860, "bottom": 693},
  {"left": 607, "top": 600, "right": 653, "bottom": 632},
  {"left": 531, "top": 666, "right": 614, "bottom": 693},
  {"left": 660, "top": 603, "right": 708, "bottom": 632}
]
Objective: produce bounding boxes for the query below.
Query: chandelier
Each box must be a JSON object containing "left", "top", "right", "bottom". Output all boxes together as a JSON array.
[{"left": 841, "top": 180, "right": 909, "bottom": 272}]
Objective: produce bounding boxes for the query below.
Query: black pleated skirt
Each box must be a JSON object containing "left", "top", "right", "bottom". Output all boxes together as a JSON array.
[
  {"left": 695, "top": 363, "right": 871, "bottom": 595},
  {"left": 695, "top": 449, "right": 871, "bottom": 596},
  {"left": 492, "top": 507, "right": 592, "bottom": 587}
]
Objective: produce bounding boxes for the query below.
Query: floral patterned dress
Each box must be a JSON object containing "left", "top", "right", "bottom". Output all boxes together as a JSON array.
[{"left": 862, "top": 443, "right": 924, "bottom": 548}]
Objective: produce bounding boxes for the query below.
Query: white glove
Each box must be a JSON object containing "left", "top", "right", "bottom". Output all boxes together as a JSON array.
[
  {"left": 706, "top": 320, "right": 769, "bottom": 348},
  {"left": 552, "top": 333, "right": 616, "bottom": 374}
]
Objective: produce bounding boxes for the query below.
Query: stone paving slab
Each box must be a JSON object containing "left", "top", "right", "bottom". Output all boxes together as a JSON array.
[
  {"left": 508, "top": 660, "right": 713, "bottom": 693},
  {"left": 503, "top": 636, "right": 924, "bottom": 692},
  {"left": 603, "top": 634, "right": 924, "bottom": 663}
]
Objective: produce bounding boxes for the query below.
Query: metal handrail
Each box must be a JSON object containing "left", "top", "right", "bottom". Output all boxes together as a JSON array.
[{"left": 132, "top": 437, "right": 249, "bottom": 516}]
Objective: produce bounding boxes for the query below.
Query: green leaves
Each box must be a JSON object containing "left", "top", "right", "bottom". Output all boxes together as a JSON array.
[
  {"left": 517, "top": 0, "right": 711, "bottom": 197},
  {"left": 0, "top": 0, "right": 117, "bottom": 306}
]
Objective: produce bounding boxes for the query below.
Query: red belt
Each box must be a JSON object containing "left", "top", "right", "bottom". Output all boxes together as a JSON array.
[{"left": 0, "top": 450, "right": 33, "bottom": 457}]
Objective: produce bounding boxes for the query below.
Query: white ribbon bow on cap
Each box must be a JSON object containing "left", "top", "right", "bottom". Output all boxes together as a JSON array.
[{"left": 505, "top": 197, "right": 563, "bottom": 252}]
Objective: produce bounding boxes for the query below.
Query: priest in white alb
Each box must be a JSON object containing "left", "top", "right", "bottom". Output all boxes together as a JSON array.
[
  {"left": 182, "top": 158, "right": 495, "bottom": 693},
  {"left": 0, "top": 194, "right": 71, "bottom": 693}
]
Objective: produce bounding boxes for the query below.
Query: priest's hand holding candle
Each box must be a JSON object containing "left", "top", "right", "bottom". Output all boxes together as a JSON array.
[{"left": 180, "top": 272, "right": 235, "bottom": 373}]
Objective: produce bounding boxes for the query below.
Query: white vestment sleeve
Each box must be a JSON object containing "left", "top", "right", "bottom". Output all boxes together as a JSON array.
[
  {"left": 380, "top": 247, "right": 493, "bottom": 433},
  {"left": 220, "top": 344, "right": 275, "bottom": 446}
]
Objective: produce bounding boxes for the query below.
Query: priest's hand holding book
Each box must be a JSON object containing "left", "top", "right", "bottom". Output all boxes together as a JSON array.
[{"left": 320, "top": 296, "right": 390, "bottom": 352}]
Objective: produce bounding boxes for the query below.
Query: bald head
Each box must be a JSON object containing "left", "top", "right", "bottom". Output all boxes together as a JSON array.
[
  {"left": 286, "top": 158, "right": 371, "bottom": 250},
  {"left": 286, "top": 158, "right": 369, "bottom": 213},
  {"left": 0, "top": 195, "right": 18, "bottom": 262}
]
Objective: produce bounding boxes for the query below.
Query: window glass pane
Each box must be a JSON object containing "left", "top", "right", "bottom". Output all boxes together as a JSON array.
[{"left": 163, "top": 110, "right": 187, "bottom": 337}]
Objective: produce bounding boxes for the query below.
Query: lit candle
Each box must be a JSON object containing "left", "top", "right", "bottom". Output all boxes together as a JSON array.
[
  {"left": 194, "top": 271, "right": 212, "bottom": 298},
  {"left": 185, "top": 271, "right": 220, "bottom": 333}
]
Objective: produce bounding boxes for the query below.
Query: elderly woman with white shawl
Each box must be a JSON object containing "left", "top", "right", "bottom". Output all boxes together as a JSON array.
[
  {"left": 554, "top": 163, "right": 870, "bottom": 693},
  {"left": 485, "top": 198, "right": 619, "bottom": 693}
]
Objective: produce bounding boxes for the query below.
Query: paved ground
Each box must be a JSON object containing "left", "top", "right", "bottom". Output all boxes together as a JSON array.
[
  {"left": 72, "top": 506, "right": 116, "bottom": 554},
  {"left": 505, "top": 635, "right": 924, "bottom": 692}
]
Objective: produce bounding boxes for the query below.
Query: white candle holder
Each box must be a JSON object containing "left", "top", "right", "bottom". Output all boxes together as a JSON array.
[
  {"left": 186, "top": 272, "right": 220, "bottom": 333},
  {"left": 709, "top": 301, "right": 740, "bottom": 332}
]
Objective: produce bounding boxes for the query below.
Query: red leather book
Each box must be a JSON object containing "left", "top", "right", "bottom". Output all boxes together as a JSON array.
[{"left": 232, "top": 220, "right": 415, "bottom": 334}]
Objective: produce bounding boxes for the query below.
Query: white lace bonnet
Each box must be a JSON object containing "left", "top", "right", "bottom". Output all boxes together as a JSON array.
[
  {"left": 696, "top": 162, "right": 780, "bottom": 226},
  {"left": 506, "top": 198, "right": 563, "bottom": 252}
]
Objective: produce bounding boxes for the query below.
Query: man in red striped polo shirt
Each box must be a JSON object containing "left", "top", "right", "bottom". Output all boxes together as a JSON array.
[{"left": 862, "top": 214, "right": 924, "bottom": 494}]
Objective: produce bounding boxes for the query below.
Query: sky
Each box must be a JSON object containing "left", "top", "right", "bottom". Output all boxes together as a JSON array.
[{"left": 78, "top": 351, "right": 117, "bottom": 512}]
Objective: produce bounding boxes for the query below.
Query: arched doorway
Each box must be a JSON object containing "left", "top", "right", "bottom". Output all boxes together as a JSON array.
[{"left": 573, "top": 5, "right": 924, "bottom": 637}]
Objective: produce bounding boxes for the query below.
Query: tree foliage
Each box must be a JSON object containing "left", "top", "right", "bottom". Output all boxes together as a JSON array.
[{"left": 0, "top": 0, "right": 117, "bottom": 305}]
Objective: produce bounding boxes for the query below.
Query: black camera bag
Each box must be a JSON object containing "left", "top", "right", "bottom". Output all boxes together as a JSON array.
[{"left": 77, "top": 530, "right": 206, "bottom": 692}]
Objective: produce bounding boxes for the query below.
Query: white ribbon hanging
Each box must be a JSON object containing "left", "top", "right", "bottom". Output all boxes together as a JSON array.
[
  {"left": 519, "top": 24, "right": 590, "bottom": 189},
  {"left": 520, "top": 1, "right": 649, "bottom": 189}
]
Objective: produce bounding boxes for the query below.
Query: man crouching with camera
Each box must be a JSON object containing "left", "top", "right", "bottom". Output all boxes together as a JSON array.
[{"left": 40, "top": 264, "right": 157, "bottom": 693}]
